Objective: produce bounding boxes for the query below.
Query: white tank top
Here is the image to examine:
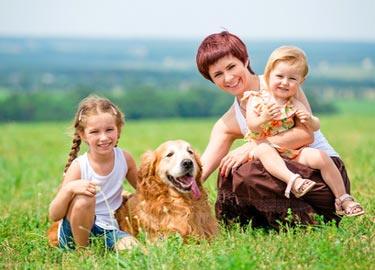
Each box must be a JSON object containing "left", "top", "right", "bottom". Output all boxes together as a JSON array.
[
  {"left": 234, "top": 75, "right": 339, "bottom": 157},
  {"left": 76, "top": 147, "right": 128, "bottom": 230}
]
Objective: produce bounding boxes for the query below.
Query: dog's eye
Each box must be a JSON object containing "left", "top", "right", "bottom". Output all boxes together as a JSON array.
[
  {"left": 187, "top": 149, "right": 194, "bottom": 155},
  {"left": 166, "top": 152, "right": 173, "bottom": 157}
]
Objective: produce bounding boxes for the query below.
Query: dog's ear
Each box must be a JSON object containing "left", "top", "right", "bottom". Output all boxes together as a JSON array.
[
  {"left": 138, "top": 150, "right": 157, "bottom": 181},
  {"left": 193, "top": 150, "right": 203, "bottom": 186}
]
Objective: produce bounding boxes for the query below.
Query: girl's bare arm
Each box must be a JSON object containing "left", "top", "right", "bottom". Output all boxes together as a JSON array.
[
  {"left": 48, "top": 161, "right": 96, "bottom": 221},
  {"left": 124, "top": 150, "right": 138, "bottom": 190}
]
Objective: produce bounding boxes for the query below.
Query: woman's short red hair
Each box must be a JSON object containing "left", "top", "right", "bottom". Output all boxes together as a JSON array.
[{"left": 196, "top": 31, "right": 255, "bottom": 82}]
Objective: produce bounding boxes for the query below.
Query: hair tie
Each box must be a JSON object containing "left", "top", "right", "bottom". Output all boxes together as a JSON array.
[
  {"left": 78, "top": 109, "right": 84, "bottom": 121},
  {"left": 110, "top": 106, "right": 117, "bottom": 115}
]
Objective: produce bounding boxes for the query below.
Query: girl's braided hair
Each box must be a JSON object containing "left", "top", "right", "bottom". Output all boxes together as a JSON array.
[{"left": 63, "top": 95, "right": 125, "bottom": 173}]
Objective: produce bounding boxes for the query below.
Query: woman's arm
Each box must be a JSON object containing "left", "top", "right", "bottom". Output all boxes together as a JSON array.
[
  {"left": 201, "top": 122, "right": 235, "bottom": 181},
  {"left": 265, "top": 119, "right": 314, "bottom": 148},
  {"left": 296, "top": 86, "right": 312, "bottom": 113},
  {"left": 201, "top": 107, "right": 243, "bottom": 181}
]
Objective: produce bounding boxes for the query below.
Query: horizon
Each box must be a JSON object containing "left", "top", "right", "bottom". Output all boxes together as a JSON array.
[{"left": 1, "top": 35, "right": 375, "bottom": 44}]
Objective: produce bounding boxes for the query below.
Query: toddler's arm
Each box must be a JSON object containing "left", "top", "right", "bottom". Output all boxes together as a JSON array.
[
  {"left": 246, "top": 97, "right": 281, "bottom": 132},
  {"left": 294, "top": 99, "right": 320, "bottom": 132}
]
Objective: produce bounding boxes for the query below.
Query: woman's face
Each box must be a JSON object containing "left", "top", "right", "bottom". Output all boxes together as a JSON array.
[{"left": 208, "top": 55, "right": 249, "bottom": 97}]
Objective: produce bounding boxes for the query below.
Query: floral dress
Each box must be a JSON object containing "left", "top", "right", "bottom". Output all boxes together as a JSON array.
[{"left": 242, "top": 89, "right": 302, "bottom": 159}]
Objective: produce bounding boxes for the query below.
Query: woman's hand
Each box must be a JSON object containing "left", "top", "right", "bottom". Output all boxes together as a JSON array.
[{"left": 219, "top": 142, "right": 255, "bottom": 178}]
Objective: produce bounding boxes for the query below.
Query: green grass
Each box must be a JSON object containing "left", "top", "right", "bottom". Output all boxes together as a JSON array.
[
  {"left": 1, "top": 110, "right": 375, "bottom": 269},
  {"left": 335, "top": 100, "right": 375, "bottom": 116}
]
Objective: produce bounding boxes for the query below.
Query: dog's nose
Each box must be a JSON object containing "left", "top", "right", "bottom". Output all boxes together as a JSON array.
[{"left": 181, "top": 159, "right": 193, "bottom": 170}]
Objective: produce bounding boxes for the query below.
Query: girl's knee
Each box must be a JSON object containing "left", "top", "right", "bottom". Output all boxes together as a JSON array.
[{"left": 71, "top": 195, "right": 95, "bottom": 212}]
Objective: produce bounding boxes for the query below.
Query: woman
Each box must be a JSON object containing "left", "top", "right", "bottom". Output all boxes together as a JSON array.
[{"left": 196, "top": 31, "right": 350, "bottom": 229}]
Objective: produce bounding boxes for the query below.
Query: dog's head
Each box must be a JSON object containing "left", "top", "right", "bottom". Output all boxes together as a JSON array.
[{"left": 138, "top": 140, "right": 202, "bottom": 199}]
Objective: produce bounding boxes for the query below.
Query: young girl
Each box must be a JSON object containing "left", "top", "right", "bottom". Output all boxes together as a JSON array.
[
  {"left": 243, "top": 46, "right": 364, "bottom": 217},
  {"left": 49, "top": 95, "right": 139, "bottom": 250}
]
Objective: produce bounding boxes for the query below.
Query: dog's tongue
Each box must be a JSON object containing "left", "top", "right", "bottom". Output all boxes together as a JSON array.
[
  {"left": 191, "top": 179, "right": 201, "bottom": 199},
  {"left": 180, "top": 176, "right": 201, "bottom": 199}
]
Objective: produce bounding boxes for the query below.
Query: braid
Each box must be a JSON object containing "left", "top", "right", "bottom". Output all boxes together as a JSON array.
[{"left": 64, "top": 132, "right": 82, "bottom": 174}]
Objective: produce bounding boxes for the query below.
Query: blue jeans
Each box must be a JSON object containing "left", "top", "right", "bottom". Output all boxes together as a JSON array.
[{"left": 58, "top": 218, "right": 130, "bottom": 250}]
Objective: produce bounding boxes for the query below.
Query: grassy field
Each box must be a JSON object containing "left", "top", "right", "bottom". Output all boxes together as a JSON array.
[{"left": 1, "top": 102, "right": 375, "bottom": 269}]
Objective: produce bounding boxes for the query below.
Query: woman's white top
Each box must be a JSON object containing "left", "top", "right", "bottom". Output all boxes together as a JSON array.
[
  {"left": 234, "top": 75, "right": 339, "bottom": 157},
  {"left": 76, "top": 147, "right": 127, "bottom": 230}
]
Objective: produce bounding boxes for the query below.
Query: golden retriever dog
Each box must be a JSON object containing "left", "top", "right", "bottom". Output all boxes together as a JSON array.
[
  {"left": 47, "top": 221, "right": 59, "bottom": 247},
  {"left": 115, "top": 140, "right": 219, "bottom": 242}
]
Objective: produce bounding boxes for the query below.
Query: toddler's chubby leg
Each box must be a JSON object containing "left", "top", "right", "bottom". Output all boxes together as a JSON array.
[
  {"left": 253, "top": 143, "right": 316, "bottom": 198},
  {"left": 297, "top": 148, "right": 365, "bottom": 217},
  {"left": 297, "top": 147, "right": 346, "bottom": 198},
  {"left": 253, "top": 143, "right": 303, "bottom": 185}
]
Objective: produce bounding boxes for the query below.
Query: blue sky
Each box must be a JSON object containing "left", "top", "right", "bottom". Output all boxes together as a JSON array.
[{"left": 0, "top": 0, "right": 374, "bottom": 41}]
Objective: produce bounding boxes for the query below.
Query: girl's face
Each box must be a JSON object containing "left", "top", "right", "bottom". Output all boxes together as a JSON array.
[
  {"left": 208, "top": 55, "right": 249, "bottom": 97},
  {"left": 81, "top": 112, "right": 119, "bottom": 155},
  {"left": 268, "top": 61, "right": 305, "bottom": 100}
]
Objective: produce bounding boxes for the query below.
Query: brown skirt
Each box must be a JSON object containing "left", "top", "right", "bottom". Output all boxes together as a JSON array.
[{"left": 215, "top": 157, "right": 350, "bottom": 229}]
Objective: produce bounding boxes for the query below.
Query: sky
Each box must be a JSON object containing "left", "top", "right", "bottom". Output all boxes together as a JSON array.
[{"left": 0, "top": 0, "right": 374, "bottom": 42}]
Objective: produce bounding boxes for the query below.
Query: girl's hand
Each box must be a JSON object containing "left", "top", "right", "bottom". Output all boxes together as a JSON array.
[
  {"left": 265, "top": 100, "right": 282, "bottom": 120},
  {"left": 295, "top": 109, "right": 311, "bottom": 125},
  {"left": 66, "top": 180, "right": 97, "bottom": 197}
]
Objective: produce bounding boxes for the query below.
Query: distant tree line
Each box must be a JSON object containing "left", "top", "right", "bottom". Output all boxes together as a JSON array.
[
  {"left": 0, "top": 86, "right": 336, "bottom": 122},
  {"left": 0, "top": 37, "right": 373, "bottom": 122}
]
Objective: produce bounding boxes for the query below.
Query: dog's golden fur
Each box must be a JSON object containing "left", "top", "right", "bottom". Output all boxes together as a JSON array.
[
  {"left": 47, "top": 221, "right": 59, "bottom": 247},
  {"left": 115, "top": 140, "right": 219, "bottom": 242}
]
